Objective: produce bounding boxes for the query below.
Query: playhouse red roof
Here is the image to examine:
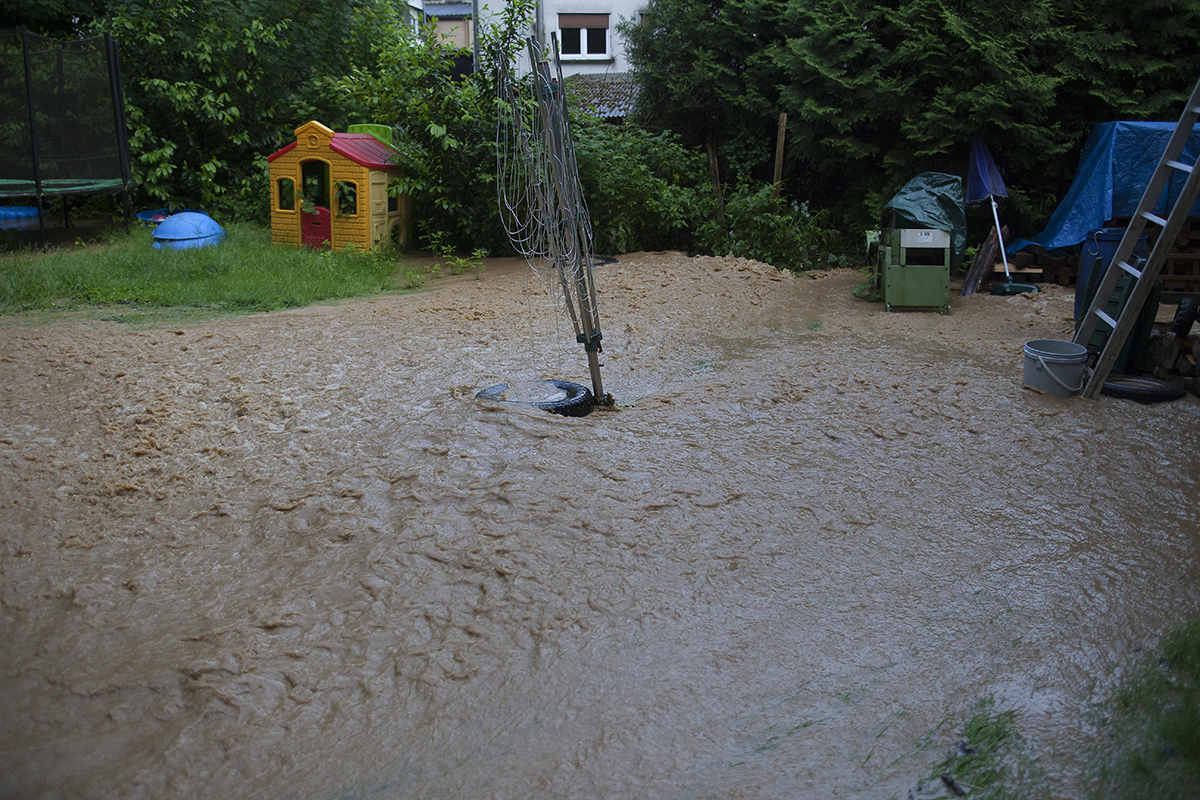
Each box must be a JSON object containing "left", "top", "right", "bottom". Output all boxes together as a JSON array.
[
  {"left": 330, "top": 133, "right": 397, "bottom": 169},
  {"left": 266, "top": 133, "right": 398, "bottom": 169},
  {"left": 266, "top": 141, "right": 297, "bottom": 162}
]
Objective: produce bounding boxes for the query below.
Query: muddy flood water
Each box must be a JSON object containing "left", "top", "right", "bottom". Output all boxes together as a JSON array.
[{"left": 2, "top": 252, "right": 1200, "bottom": 799}]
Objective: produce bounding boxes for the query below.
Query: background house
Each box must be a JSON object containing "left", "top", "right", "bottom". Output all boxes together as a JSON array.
[{"left": 414, "top": 0, "right": 646, "bottom": 78}]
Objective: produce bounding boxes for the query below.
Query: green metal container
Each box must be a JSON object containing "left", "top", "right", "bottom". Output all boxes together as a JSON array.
[{"left": 877, "top": 228, "right": 951, "bottom": 313}]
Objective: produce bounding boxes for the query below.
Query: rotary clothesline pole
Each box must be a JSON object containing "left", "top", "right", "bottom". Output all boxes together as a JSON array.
[
  {"left": 529, "top": 40, "right": 603, "bottom": 399},
  {"left": 497, "top": 36, "right": 604, "bottom": 401},
  {"left": 989, "top": 195, "right": 1011, "bottom": 281}
]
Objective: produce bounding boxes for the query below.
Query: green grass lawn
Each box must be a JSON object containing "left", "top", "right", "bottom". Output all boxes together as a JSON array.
[{"left": 0, "top": 223, "right": 430, "bottom": 324}]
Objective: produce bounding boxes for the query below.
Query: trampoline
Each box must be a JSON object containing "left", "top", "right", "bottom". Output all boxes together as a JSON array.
[{"left": 0, "top": 26, "right": 135, "bottom": 247}]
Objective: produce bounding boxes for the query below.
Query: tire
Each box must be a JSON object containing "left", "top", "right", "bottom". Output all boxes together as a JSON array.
[
  {"left": 1100, "top": 374, "right": 1186, "bottom": 404},
  {"left": 475, "top": 380, "right": 595, "bottom": 417},
  {"left": 1171, "top": 297, "right": 1199, "bottom": 337}
]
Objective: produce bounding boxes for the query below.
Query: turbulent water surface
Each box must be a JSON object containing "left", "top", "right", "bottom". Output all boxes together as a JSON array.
[{"left": 2, "top": 253, "right": 1199, "bottom": 799}]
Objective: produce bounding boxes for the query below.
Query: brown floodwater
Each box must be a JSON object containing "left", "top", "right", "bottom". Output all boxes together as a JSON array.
[{"left": 2, "top": 253, "right": 1199, "bottom": 799}]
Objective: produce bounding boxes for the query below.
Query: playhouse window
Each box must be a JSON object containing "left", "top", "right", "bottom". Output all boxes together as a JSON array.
[
  {"left": 335, "top": 181, "right": 358, "bottom": 217},
  {"left": 277, "top": 178, "right": 295, "bottom": 211}
]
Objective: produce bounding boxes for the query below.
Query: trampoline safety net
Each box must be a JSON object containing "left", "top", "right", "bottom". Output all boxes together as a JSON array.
[{"left": 0, "top": 26, "right": 134, "bottom": 240}]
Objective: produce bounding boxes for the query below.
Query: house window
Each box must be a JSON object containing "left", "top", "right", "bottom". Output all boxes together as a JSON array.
[
  {"left": 558, "top": 13, "right": 609, "bottom": 59},
  {"left": 335, "top": 180, "right": 358, "bottom": 217},
  {"left": 277, "top": 178, "right": 295, "bottom": 211}
]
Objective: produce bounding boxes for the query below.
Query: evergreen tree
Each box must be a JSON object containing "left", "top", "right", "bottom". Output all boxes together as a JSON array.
[
  {"left": 775, "top": 0, "right": 1075, "bottom": 226},
  {"left": 620, "top": 0, "right": 785, "bottom": 180},
  {"left": 624, "top": 0, "right": 1200, "bottom": 237}
]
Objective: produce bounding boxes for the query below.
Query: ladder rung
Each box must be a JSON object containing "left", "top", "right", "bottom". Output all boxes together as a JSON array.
[
  {"left": 1118, "top": 260, "right": 1143, "bottom": 279},
  {"left": 1082, "top": 77, "right": 1200, "bottom": 400}
]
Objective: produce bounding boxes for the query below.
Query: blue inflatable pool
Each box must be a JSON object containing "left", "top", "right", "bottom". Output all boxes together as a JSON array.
[{"left": 0, "top": 206, "right": 40, "bottom": 229}]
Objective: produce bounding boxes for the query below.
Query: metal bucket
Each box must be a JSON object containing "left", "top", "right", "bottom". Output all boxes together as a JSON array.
[{"left": 1023, "top": 339, "right": 1088, "bottom": 396}]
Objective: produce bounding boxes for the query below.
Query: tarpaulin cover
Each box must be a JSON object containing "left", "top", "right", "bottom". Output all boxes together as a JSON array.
[
  {"left": 1011, "top": 121, "right": 1200, "bottom": 253},
  {"left": 882, "top": 172, "right": 968, "bottom": 255},
  {"left": 966, "top": 133, "right": 1007, "bottom": 205}
]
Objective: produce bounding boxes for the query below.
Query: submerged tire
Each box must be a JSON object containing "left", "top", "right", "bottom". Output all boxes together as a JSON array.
[
  {"left": 1100, "top": 374, "right": 1186, "bottom": 404},
  {"left": 475, "top": 380, "right": 595, "bottom": 417}
]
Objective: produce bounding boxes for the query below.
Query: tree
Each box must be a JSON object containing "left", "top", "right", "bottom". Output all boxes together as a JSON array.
[
  {"left": 775, "top": 0, "right": 1077, "bottom": 227},
  {"left": 624, "top": 0, "right": 1200, "bottom": 238},
  {"left": 92, "top": 0, "right": 402, "bottom": 217},
  {"left": 0, "top": 0, "right": 106, "bottom": 38},
  {"left": 337, "top": 14, "right": 514, "bottom": 252},
  {"left": 336, "top": 0, "right": 639, "bottom": 254},
  {"left": 619, "top": 0, "right": 784, "bottom": 182}
]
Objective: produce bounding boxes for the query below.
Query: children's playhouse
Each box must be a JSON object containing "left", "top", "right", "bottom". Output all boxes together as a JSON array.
[{"left": 267, "top": 121, "right": 411, "bottom": 251}]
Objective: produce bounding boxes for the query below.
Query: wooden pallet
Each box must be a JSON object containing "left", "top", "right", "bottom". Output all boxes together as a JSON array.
[
  {"left": 1041, "top": 256, "right": 1078, "bottom": 287},
  {"left": 988, "top": 265, "right": 1043, "bottom": 282},
  {"left": 1161, "top": 253, "right": 1200, "bottom": 296},
  {"left": 988, "top": 248, "right": 1078, "bottom": 286}
]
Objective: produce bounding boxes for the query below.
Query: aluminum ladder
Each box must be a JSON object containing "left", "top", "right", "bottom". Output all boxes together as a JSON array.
[{"left": 1074, "top": 74, "right": 1200, "bottom": 398}]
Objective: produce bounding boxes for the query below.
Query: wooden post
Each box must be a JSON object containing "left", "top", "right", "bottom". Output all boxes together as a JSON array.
[
  {"left": 960, "top": 224, "right": 1007, "bottom": 296},
  {"left": 706, "top": 135, "right": 724, "bottom": 222},
  {"left": 773, "top": 112, "right": 787, "bottom": 200}
]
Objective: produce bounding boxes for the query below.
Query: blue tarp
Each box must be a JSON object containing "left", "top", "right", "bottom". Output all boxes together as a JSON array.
[{"left": 1011, "top": 121, "right": 1200, "bottom": 253}]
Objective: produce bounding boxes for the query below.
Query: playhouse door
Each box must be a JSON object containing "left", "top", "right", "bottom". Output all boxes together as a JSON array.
[
  {"left": 301, "top": 206, "right": 331, "bottom": 249},
  {"left": 300, "top": 159, "right": 332, "bottom": 249}
]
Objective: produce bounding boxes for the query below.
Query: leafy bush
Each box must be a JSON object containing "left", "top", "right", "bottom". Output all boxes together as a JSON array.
[
  {"left": 337, "top": 4, "right": 540, "bottom": 255},
  {"left": 571, "top": 119, "right": 709, "bottom": 255},
  {"left": 696, "top": 180, "right": 853, "bottom": 272},
  {"left": 93, "top": 0, "right": 396, "bottom": 220}
]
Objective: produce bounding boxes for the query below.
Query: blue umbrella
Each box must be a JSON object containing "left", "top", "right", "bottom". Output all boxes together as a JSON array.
[{"left": 967, "top": 133, "right": 1013, "bottom": 281}]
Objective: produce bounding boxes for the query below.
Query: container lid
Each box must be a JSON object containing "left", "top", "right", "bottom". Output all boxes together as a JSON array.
[{"left": 152, "top": 212, "right": 225, "bottom": 242}]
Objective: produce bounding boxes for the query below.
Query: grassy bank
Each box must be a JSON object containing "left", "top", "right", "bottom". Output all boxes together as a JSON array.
[
  {"left": 1091, "top": 619, "right": 1200, "bottom": 799},
  {"left": 0, "top": 223, "right": 429, "bottom": 324},
  {"left": 902, "top": 620, "right": 1200, "bottom": 799}
]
